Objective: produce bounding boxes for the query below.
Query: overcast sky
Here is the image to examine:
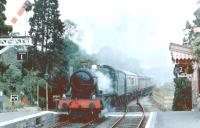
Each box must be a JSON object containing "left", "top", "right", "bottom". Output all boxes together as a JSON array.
[{"left": 5, "top": 0, "right": 198, "bottom": 84}]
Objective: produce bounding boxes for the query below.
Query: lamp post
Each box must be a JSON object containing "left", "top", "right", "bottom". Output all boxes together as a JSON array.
[
  {"left": 37, "top": 84, "right": 39, "bottom": 107},
  {"left": 44, "top": 71, "right": 49, "bottom": 111},
  {"left": 137, "top": 78, "right": 140, "bottom": 105}
]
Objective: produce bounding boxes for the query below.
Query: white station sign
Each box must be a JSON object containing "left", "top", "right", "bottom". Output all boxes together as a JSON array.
[{"left": 10, "top": 95, "right": 18, "bottom": 102}]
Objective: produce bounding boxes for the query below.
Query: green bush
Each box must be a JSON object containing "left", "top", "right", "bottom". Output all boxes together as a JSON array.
[{"left": 172, "top": 77, "right": 192, "bottom": 111}]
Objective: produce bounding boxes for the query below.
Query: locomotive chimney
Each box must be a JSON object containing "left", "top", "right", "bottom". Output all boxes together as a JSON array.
[{"left": 80, "top": 61, "right": 89, "bottom": 68}]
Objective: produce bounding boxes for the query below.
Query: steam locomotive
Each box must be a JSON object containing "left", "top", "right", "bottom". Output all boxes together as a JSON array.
[{"left": 58, "top": 65, "right": 154, "bottom": 120}]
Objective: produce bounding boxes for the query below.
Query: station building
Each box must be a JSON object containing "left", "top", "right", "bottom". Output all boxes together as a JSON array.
[{"left": 169, "top": 42, "right": 200, "bottom": 110}]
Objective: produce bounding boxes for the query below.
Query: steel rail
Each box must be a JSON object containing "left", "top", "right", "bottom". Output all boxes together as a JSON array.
[
  {"left": 50, "top": 120, "right": 71, "bottom": 128},
  {"left": 79, "top": 119, "right": 96, "bottom": 128},
  {"left": 136, "top": 102, "right": 145, "bottom": 128},
  {"left": 111, "top": 108, "right": 128, "bottom": 128},
  {"left": 111, "top": 101, "right": 145, "bottom": 128}
]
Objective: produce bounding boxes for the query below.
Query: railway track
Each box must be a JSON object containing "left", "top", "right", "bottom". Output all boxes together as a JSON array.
[
  {"left": 111, "top": 103, "right": 145, "bottom": 128},
  {"left": 50, "top": 120, "right": 71, "bottom": 128},
  {"left": 51, "top": 121, "right": 95, "bottom": 128},
  {"left": 51, "top": 119, "right": 97, "bottom": 128},
  {"left": 79, "top": 119, "right": 97, "bottom": 128},
  {"left": 52, "top": 98, "right": 147, "bottom": 128}
]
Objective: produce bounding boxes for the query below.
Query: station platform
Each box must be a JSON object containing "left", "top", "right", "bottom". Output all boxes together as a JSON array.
[
  {"left": 155, "top": 111, "right": 200, "bottom": 128},
  {"left": 126, "top": 96, "right": 200, "bottom": 128},
  {"left": 0, "top": 111, "right": 39, "bottom": 124},
  {"left": 0, "top": 110, "right": 58, "bottom": 127},
  {"left": 145, "top": 111, "right": 200, "bottom": 128},
  {"left": 105, "top": 112, "right": 143, "bottom": 117}
]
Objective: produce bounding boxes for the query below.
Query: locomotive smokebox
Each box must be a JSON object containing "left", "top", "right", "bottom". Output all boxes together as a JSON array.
[{"left": 70, "top": 69, "right": 97, "bottom": 99}]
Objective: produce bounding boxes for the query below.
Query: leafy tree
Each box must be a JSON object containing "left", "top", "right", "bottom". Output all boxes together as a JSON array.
[
  {"left": 0, "top": 61, "right": 9, "bottom": 76},
  {"left": 172, "top": 77, "right": 192, "bottom": 111},
  {"left": 63, "top": 38, "right": 79, "bottom": 68},
  {"left": 28, "top": 0, "right": 65, "bottom": 81},
  {"left": 183, "top": 8, "right": 200, "bottom": 62},
  {"left": 0, "top": 0, "right": 12, "bottom": 35},
  {"left": 183, "top": 21, "right": 193, "bottom": 45},
  {"left": 0, "top": 47, "right": 23, "bottom": 98},
  {"left": 26, "top": 0, "right": 98, "bottom": 108},
  {"left": 22, "top": 70, "right": 45, "bottom": 105},
  {"left": 0, "top": 0, "right": 6, "bottom": 27},
  {"left": 63, "top": 19, "right": 78, "bottom": 39},
  {"left": 27, "top": 1, "right": 74, "bottom": 108},
  {"left": 1, "top": 65, "right": 22, "bottom": 96}
]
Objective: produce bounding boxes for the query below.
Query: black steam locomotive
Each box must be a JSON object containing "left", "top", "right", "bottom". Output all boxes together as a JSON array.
[{"left": 58, "top": 65, "right": 154, "bottom": 120}]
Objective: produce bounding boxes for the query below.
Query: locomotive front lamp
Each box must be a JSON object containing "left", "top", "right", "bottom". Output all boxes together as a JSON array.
[{"left": 92, "top": 64, "right": 97, "bottom": 70}]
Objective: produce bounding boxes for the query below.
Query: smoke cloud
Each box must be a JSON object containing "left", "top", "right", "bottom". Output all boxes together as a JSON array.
[
  {"left": 96, "top": 47, "right": 143, "bottom": 74},
  {"left": 94, "top": 71, "right": 113, "bottom": 94}
]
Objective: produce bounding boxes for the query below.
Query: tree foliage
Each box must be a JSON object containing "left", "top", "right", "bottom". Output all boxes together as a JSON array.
[
  {"left": 0, "top": 0, "right": 97, "bottom": 108},
  {"left": 1, "top": 65, "right": 22, "bottom": 96},
  {"left": 0, "top": 0, "right": 12, "bottom": 35},
  {"left": 28, "top": 0, "right": 66, "bottom": 83},
  {"left": 172, "top": 77, "right": 192, "bottom": 111},
  {"left": 22, "top": 69, "right": 45, "bottom": 105},
  {"left": 64, "top": 19, "right": 78, "bottom": 39},
  {"left": 26, "top": 1, "right": 86, "bottom": 108},
  {"left": 0, "top": 61, "right": 9, "bottom": 76},
  {"left": 183, "top": 21, "right": 193, "bottom": 45},
  {"left": 183, "top": 8, "right": 200, "bottom": 62}
]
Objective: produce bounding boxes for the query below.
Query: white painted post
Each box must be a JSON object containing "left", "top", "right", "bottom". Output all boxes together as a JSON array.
[{"left": 192, "top": 62, "right": 198, "bottom": 109}]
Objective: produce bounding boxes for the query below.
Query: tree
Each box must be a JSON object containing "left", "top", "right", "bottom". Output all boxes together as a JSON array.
[
  {"left": 1, "top": 65, "right": 22, "bottom": 96},
  {"left": 183, "top": 21, "right": 193, "bottom": 45},
  {"left": 63, "top": 38, "right": 79, "bottom": 68},
  {"left": 0, "top": 61, "right": 9, "bottom": 76},
  {"left": 183, "top": 8, "right": 200, "bottom": 62},
  {"left": 22, "top": 70, "right": 44, "bottom": 105},
  {"left": 0, "top": 0, "right": 12, "bottom": 35},
  {"left": 172, "top": 77, "right": 192, "bottom": 111},
  {"left": 29, "top": 0, "right": 64, "bottom": 52},
  {"left": 63, "top": 19, "right": 78, "bottom": 39},
  {"left": 27, "top": 1, "right": 73, "bottom": 108},
  {"left": 28, "top": 0, "right": 65, "bottom": 81}
]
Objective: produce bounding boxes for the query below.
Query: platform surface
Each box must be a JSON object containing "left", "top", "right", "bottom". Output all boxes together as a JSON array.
[
  {"left": 155, "top": 111, "right": 200, "bottom": 128},
  {"left": 0, "top": 107, "right": 40, "bottom": 123},
  {"left": 0, "top": 111, "right": 39, "bottom": 123}
]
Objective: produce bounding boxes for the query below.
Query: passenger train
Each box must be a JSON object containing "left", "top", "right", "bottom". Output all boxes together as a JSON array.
[{"left": 58, "top": 65, "right": 154, "bottom": 120}]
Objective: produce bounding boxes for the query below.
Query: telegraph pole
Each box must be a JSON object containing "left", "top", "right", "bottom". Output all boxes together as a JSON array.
[{"left": 44, "top": 67, "right": 49, "bottom": 111}]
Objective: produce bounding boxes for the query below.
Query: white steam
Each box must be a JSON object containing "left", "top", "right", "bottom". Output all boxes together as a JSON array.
[{"left": 95, "top": 71, "right": 113, "bottom": 94}]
